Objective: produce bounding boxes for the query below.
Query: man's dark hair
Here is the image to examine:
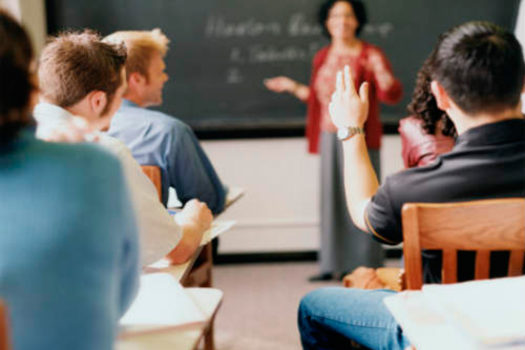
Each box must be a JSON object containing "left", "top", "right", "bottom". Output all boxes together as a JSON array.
[
  {"left": 0, "top": 10, "right": 34, "bottom": 146},
  {"left": 318, "top": 0, "right": 367, "bottom": 38},
  {"left": 38, "top": 30, "right": 127, "bottom": 115},
  {"left": 430, "top": 21, "right": 525, "bottom": 115}
]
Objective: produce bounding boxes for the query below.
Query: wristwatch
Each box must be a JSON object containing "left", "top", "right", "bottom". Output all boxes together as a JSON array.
[{"left": 337, "top": 126, "right": 365, "bottom": 141}]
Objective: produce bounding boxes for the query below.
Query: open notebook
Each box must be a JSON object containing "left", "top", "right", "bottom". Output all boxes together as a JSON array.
[
  {"left": 119, "top": 273, "right": 206, "bottom": 336},
  {"left": 167, "top": 186, "right": 245, "bottom": 210},
  {"left": 384, "top": 276, "right": 525, "bottom": 350}
]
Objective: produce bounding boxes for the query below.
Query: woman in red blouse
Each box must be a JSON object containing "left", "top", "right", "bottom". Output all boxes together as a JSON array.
[{"left": 265, "top": 0, "right": 402, "bottom": 280}]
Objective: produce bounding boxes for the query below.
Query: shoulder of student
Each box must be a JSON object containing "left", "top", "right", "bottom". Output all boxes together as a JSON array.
[
  {"left": 97, "top": 134, "right": 134, "bottom": 159},
  {"left": 32, "top": 137, "right": 120, "bottom": 170},
  {"left": 130, "top": 107, "right": 193, "bottom": 135}
]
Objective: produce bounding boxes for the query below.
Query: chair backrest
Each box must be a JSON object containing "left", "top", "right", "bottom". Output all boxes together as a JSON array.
[
  {"left": 402, "top": 198, "right": 525, "bottom": 290},
  {"left": 0, "top": 300, "right": 11, "bottom": 350},
  {"left": 140, "top": 165, "right": 162, "bottom": 202}
]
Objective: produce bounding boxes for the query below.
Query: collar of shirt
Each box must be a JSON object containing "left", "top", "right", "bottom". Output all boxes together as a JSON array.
[
  {"left": 33, "top": 102, "right": 73, "bottom": 122},
  {"left": 454, "top": 118, "right": 525, "bottom": 150},
  {"left": 33, "top": 102, "right": 75, "bottom": 140},
  {"left": 121, "top": 99, "right": 139, "bottom": 108},
  {"left": 32, "top": 102, "right": 101, "bottom": 142}
]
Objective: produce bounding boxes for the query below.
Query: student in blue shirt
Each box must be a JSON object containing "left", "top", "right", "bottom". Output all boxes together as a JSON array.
[
  {"left": 0, "top": 11, "right": 139, "bottom": 350},
  {"left": 104, "top": 30, "right": 227, "bottom": 214}
]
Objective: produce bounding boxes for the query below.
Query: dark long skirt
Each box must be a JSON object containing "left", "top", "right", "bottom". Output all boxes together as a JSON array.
[{"left": 319, "top": 131, "right": 384, "bottom": 275}]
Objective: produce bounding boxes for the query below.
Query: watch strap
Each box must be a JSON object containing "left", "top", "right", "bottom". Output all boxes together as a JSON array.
[{"left": 338, "top": 126, "right": 365, "bottom": 141}]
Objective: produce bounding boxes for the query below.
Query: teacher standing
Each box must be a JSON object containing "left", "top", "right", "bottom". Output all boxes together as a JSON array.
[{"left": 265, "top": 0, "right": 402, "bottom": 280}]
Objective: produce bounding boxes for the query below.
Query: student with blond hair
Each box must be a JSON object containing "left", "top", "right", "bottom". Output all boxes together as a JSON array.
[{"left": 105, "top": 29, "right": 227, "bottom": 214}]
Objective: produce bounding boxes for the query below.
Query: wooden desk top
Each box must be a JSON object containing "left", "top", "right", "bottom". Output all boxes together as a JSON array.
[{"left": 117, "top": 288, "right": 223, "bottom": 350}]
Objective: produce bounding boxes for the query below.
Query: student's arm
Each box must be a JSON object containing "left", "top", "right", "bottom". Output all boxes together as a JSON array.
[
  {"left": 110, "top": 162, "right": 140, "bottom": 316},
  {"left": 168, "top": 122, "right": 227, "bottom": 215},
  {"left": 330, "top": 66, "right": 379, "bottom": 231},
  {"left": 166, "top": 199, "right": 212, "bottom": 264},
  {"left": 112, "top": 139, "right": 185, "bottom": 265},
  {"left": 119, "top": 141, "right": 211, "bottom": 265},
  {"left": 331, "top": 69, "right": 405, "bottom": 243}
]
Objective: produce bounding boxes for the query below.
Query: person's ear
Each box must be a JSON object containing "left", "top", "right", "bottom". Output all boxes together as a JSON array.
[
  {"left": 87, "top": 90, "right": 108, "bottom": 117},
  {"left": 129, "top": 72, "right": 146, "bottom": 89},
  {"left": 430, "top": 80, "right": 451, "bottom": 111}
]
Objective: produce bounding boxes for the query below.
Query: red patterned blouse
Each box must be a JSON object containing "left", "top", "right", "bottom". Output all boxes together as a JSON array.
[{"left": 306, "top": 43, "right": 402, "bottom": 153}]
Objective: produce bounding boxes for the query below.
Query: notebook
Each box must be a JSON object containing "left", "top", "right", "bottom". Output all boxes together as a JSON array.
[
  {"left": 119, "top": 273, "right": 206, "bottom": 336},
  {"left": 384, "top": 276, "right": 525, "bottom": 350}
]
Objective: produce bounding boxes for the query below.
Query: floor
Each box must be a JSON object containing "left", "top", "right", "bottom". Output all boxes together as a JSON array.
[
  {"left": 210, "top": 259, "right": 401, "bottom": 350},
  {"left": 212, "top": 262, "right": 341, "bottom": 350}
]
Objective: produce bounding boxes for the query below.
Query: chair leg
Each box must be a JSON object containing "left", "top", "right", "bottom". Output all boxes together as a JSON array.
[{"left": 204, "top": 318, "right": 215, "bottom": 350}]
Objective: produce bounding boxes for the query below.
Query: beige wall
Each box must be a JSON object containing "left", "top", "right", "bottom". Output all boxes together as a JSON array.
[
  {"left": 1, "top": 0, "right": 47, "bottom": 54},
  {"left": 201, "top": 135, "right": 403, "bottom": 254}
]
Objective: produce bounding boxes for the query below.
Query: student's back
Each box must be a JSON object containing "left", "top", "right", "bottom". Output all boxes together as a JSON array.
[{"left": 0, "top": 134, "right": 139, "bottom": 350}]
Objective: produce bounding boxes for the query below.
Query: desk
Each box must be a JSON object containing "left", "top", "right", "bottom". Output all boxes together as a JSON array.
[
  {"left": 137, "top": 176, "right": 243, "bottom": 350},
  {"left": 163, "top": 187, "right": 244, "bottom": 287},
  {"left": 141, "top": 219, "right": 235, "bottom": 350},
  {"left": 145, "top": 220, "right": 236, "bottom": 282},
  {"left": 117, "top": 288, "right": 223, "bottom": 350}
]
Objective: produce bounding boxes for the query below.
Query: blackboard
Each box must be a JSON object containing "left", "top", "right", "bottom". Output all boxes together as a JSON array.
[{"left": 46, "top": 0, "right": 520, "bottom": 135}]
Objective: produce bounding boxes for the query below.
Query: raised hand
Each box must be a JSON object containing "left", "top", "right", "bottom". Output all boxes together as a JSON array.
[{"left": 329, "top": 65, "right": 369, "bottom": 129}]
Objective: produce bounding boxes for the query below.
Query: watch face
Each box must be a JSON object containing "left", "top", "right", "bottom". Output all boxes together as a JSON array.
[{"left": 337, "top": 128, "right": 349, "bottom": 140}]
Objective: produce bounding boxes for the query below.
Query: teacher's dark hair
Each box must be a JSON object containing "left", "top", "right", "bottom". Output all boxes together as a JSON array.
[
  {"left": 430, "top": 21, "right": 525, "bottom": 115},
  {"left": 318, "top": 0, "right": 367, "bottom": 38},
  {"left": 0, "top": 10, "right": 34, "bottom": 146}
]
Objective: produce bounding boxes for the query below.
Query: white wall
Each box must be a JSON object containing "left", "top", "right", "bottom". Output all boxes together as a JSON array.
[{"left": 202, "top": 135, "right": 403, "bottom": 254}]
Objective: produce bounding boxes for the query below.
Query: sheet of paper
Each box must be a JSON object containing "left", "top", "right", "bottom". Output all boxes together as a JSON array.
[
  {"left": 225, "top": 186, "right": 245, "bottom": 209},
  {"left": 384, "top": 291, "right": 480, "bottom": 350},
  {"left": 385, "top": 276, "right": 525, "bottom": 350},
  {"left": 167, "top": 185, "right": 245, "bottom": 210},
  {"left": 422, "top": 276, "right": 525, "bottom": 347},
  {"left": 200, "top": 220, "right": 236, "bottom": 246},
  {"left": 145, "top": 220, "right": 235, "bottom": 277},
  {"left": 120, "top": 273, "right": 206, "bottom": 336}
]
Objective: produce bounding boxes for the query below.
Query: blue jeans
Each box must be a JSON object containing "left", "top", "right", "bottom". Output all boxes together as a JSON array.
[{"left": 298, "top": 287, "right": 410, "bottom": 350}]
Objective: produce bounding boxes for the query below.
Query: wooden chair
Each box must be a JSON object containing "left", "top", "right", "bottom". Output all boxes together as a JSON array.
[
  {"left": 401, "top": 198, "right": 525, "bottom": 290},
  {"left": 140, "top": 165, "right": 162, "bottom": 202},
  {"left": 140, "top": 165, "right": 217, "bottom": 350},
  {"left": 0, "top": 300, "right": 11, "bottom": 350}
]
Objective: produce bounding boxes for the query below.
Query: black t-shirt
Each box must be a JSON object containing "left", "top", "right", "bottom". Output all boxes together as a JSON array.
[{"left": 365, "top": 119, "right": 525, "bottom": 282}]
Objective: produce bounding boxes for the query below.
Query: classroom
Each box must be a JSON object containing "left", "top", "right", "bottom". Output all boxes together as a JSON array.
[{"left": 0, "top": 0, "right": 524, "bottom": 349}]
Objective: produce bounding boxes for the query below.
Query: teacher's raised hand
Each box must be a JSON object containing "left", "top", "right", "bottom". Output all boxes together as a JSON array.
[
  {"left": 263, "top": 76, "right": 297, "bottom": 94},
  {"left": 264, "top": 76, "right": 310, "bottom": 102},
  {"left": 329, "top": 65, "right": 369, "bottom": 129}
]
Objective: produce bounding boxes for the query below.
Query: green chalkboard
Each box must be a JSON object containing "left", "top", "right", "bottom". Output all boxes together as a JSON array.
[{"left": 46, "top": 0, "right": 520, "bottom": 134}]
